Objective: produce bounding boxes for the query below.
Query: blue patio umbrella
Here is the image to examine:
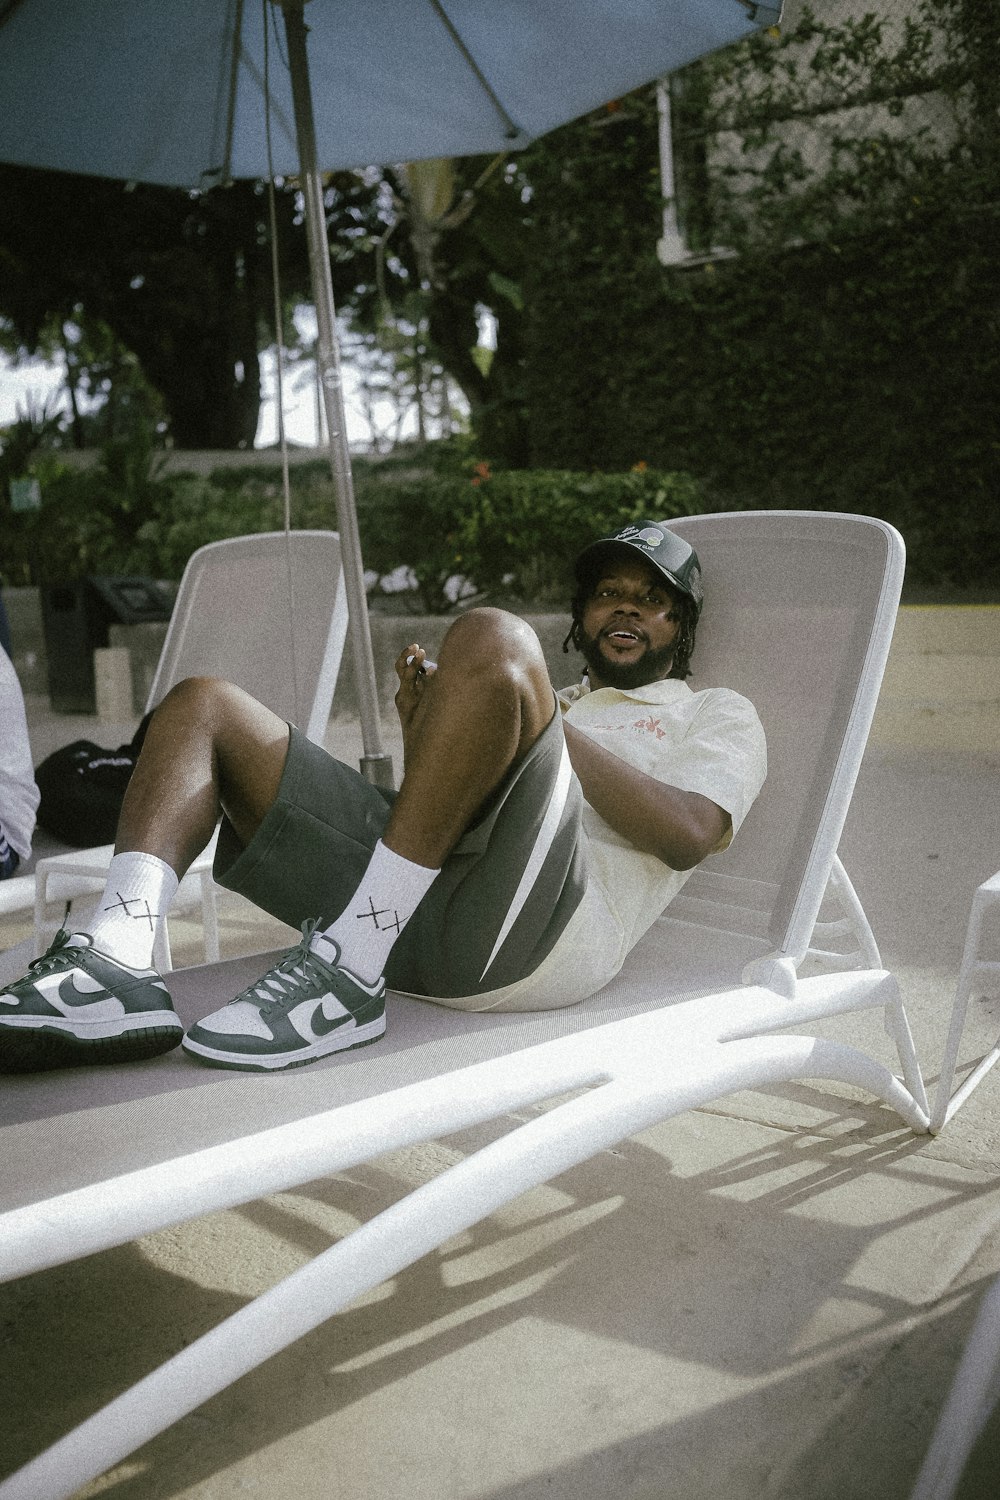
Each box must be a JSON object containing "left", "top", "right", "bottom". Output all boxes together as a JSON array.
[{"left": 0, "top": 0, "right": 780, "bottom": 778}]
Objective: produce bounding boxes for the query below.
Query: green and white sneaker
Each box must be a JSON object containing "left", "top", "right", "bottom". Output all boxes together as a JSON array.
[
  {"left": 0, "top": 929, "right": 183, "bottom": 1072},
  {"left": 181, "top": 921, "right": 386, "bottom": 1071}
]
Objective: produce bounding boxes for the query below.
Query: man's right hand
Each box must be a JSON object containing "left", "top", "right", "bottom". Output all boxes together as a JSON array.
[{"left": 394, "top": 644, "right": 437, "bottom": 763}]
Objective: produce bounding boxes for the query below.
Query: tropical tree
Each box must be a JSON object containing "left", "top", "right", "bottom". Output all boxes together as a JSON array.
[{"left": 0, "top": 165, "right": 358, "bottom": 447}]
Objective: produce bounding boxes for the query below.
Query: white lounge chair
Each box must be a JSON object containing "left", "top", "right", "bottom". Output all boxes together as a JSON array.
[
  {"left": 29, "top": 530, "right": 349, "bottom": 970},
  {"left": 930, "top": 870, "right": 1000, "bottom": 1133},
  {"left": 0, "top": 510, "right": 930, "bottom": 1500},
  {"left": 905, "top": 870, "right": 1000, "bottom": 1499},
  {"left": 909, "top": 1270, "right": 1000, "bottom": 1500}
]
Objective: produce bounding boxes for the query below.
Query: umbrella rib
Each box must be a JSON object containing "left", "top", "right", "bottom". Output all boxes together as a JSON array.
[
  {"left": 222, "top": 0, "right": 247, "bottom": 185},
  {"left": 428, "top": 0, "right": 524, "bottom": 141},
  {"left": 239, "top": 46, "right": 299, "bottom": 155}
]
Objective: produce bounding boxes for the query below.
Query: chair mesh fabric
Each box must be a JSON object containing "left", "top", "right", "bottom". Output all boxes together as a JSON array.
[
  {"left": 148, "top": 530, "right": 346, "bottom": 740},
  {"left": 665, "top": 512, "right": 897, "bottom": 958}
]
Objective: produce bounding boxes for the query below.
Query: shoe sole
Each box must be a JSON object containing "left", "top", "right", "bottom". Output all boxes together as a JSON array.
[
  {"left": 0, "top": 1015, "right": 184, "bottom": 1073},
  {"left": 181, "top": 1012, "right": 386, "bottom": 1071}
]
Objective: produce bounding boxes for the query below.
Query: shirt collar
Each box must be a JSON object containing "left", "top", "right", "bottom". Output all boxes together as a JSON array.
[{"left": 560, "top": 676, "right": 692, "bottom": 707}]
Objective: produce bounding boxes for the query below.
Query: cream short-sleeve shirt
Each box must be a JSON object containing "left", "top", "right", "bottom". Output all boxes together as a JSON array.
[{"left": 462, "top": 676, "right": 767, "bottom": 1013}]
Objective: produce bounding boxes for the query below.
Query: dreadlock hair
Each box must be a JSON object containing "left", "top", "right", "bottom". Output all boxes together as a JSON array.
[{"left": 561, "top": 570, "right": 699, "bottom": 681}]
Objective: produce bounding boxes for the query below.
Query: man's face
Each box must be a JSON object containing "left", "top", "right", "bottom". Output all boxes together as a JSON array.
[{"left": 578, "top": 553, "right": 682, "bottom": 690}]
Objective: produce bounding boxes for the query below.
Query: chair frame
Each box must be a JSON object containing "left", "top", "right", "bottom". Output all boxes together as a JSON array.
[
  {"left": 930, "top": 870, "right": 1000, "bottom": 1133},
  {"left": 0, "top": 511, "right": 932, "bottom": 1500},
  {"left": 27, "top": 530, "right": 348, "bottom": 970},
  {"left": 909, "top": 1272, "right": 1000, "bottom": 1500}
]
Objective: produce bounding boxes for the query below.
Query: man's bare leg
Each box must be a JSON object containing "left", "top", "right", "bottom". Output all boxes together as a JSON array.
[
  {"left": 386, "top": 607, "right": 556, "bottom": 865},
  {"left": 309, "top": 607, "right": 556, "bottom": 988},
  {"left": 0, "top": 678, "right": 297, "bottom": 1070},
  {"left": 114, "top": 676, "right": 292, "bottom": 876},
  {"left": 65, "top": 678, "right": 291, "bottom": 971},
  {"left": 0, "top": 611, "right": 559, "bottom": 1071}
]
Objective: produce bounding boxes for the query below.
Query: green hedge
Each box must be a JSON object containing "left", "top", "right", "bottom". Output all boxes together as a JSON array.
[
  {"left": 356, "top": 461, "right": 704, "bottom": 611},
  {"left": 0, "top": 441, "right": 706, "bottom": 612}
]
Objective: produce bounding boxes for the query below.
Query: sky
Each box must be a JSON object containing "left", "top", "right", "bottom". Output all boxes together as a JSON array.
[
  {"left": 0, "top": 302, "right": 492, "bottom": 453},
  {"left": 0, "top": 343, "right": 390, "bottom": 451},
  {"left": 0, "top": 355, "right": 66, "bottom": 431},
  {"left": 0, "top": 302, "right": 486, "bottom": 451}
]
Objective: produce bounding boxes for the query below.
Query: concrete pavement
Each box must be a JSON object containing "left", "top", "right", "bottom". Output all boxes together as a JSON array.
[{"left": 1, "top": 679, "right": 1000, "bottom": 1499}]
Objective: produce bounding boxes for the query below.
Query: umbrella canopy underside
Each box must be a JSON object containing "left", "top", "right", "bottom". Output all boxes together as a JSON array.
[{"left": 0, "top": 0, "right": 778, "bottom": 187}]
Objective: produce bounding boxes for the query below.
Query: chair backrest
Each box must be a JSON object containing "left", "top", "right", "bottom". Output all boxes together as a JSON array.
[
  {"left": 145, "top": 531, "right": 348, "bottom": 744},
  {"left": 665, "top": 511, "right": 904, "bottom": 963}
]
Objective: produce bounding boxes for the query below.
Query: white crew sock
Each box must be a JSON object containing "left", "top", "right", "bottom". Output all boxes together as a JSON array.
[
  {"left": 311, "top": 839, "right": 439, "bottom": 985},
  {"left": 77, "top": 852, "right": 180, "bottom": 970}
]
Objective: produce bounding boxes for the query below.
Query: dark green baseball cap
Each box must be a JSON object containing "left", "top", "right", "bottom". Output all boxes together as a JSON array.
[{"left": 574, "top": 520, "right": 703, "bottom": 616}]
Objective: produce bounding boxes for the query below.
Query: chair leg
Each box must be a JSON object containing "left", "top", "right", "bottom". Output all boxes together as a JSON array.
[
  {"left": 931, "top": 985, "right": 1000, "bottom": 1134},
  {"left": 829, "top": 856, "right": 883, "bottom": 968},
  {"left": 32, "top": 868, "right": 49, "bottom": 952},
  {"left": 199, "top": 870, "right": 220, "bottom": 963},
  {"left": 804, "top": 857, "right": 883, "bottom": 972},
  {"left": 152, "top": 919, "right": 173, "bottom": 974},
  {"left": 885, "top": 990, "right": 929, "bottom": 1119},
  {"left": 910, "top": 1275, "right": 1000, "bottom": 1500},
  {"left": 931, "top": 873, "right": 1000, "bottom": 1133}
]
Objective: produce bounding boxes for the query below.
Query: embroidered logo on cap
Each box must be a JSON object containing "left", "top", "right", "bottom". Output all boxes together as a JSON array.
[{"left": 616, "top": 524, "right": 664, "bottom": 548}]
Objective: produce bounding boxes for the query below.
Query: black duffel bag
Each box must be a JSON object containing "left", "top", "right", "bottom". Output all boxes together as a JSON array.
[{"left": 35, "top": 712, "right": 153, "bottom": 847}]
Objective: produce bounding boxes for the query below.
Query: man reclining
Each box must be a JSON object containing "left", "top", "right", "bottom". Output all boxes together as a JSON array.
[{"left": 0, "top": 520, "right": 766, "bottom": 1072}]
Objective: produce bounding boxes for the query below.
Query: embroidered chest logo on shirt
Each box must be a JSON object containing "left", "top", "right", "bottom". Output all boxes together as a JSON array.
[
  {"left": 598, "top": 714, "right": 670, "bottom": 739},
  {"left": 632, "top": 715, "right": 668, "bottom": 739}
]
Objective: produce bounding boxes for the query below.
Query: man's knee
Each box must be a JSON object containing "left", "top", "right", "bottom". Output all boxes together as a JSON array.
[
  {"left": 439, "top": 608, "right": 547, "bottom": 681},
  {"left": 434, "top": 611, "right": 553, "bottom": 745},
  {"left": 154, "top": 676, "right": 247, "bottom": 725}
]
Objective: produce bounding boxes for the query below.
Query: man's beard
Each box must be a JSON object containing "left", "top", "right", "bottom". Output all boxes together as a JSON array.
[{"left": 577, "top": 624, "right": 676, "bottom": 690}]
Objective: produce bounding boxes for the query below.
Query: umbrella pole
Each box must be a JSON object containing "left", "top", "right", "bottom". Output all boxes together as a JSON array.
[{"left": 278, "top": 0, "right": 394, "bottom": 788}]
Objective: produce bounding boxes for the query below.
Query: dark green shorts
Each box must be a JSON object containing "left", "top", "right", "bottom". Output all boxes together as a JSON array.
[{"left": 214, "top": 709, "right": 587, "bottom": 1000}]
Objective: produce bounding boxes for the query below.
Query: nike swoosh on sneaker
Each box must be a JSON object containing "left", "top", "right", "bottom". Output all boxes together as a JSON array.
[
  {"left": 32, "top": 971, "right": 114, "bottom": 1010},
  {"left": 307, "top": 994, "right": 354, "bottom": 1038},
  {"left": 21, "top": 970, "right": 126, "bottom": 1024}
]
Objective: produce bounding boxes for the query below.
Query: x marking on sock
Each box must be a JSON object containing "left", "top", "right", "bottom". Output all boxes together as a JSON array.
[
  {"left": 357, "top": 896, "right": 391, "bottom": 927},
  {"left": 355, "top": 896, "right": 406, "bottom": 934},
  {"left": 103, "top": 893, "right": 160, "bottom": 931}
]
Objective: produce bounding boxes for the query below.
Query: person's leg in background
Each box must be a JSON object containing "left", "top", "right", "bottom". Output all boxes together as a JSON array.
[{"left": 0, "top": 631, "right": 39, "bottom": 882}]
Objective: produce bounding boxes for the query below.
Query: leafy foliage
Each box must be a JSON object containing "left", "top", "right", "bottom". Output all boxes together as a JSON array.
[
  {"left": 498, "top": 0, "right": 1000, "bottom": 586},
  {"left": 0, "top": 438, "right": 704, "bottom": 610},
  {"left": 2, "top": 1, "right": 996, "bottom": 586},
  {"left": 0, "top": 442, "right": 174, "bottom": 585},
  {"left": 355, "top": 457, "right": 704, "bottom": 611},
  {"left": 0, "top": 167, "right": 381, "bottom": 448}
]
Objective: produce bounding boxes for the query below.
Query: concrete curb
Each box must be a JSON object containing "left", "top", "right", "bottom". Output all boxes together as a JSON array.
[{"left": 6, "top": 588, "right": 999, "bottom": 755}]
